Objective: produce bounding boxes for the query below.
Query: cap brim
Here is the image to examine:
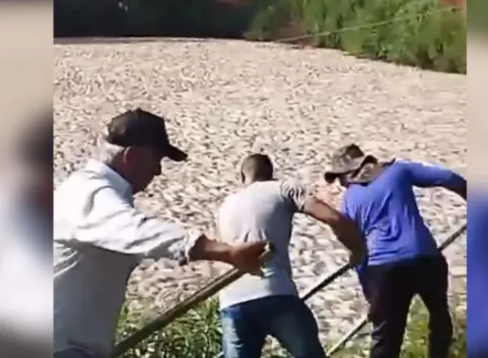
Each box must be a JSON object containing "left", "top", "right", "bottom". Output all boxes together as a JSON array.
[{"left": 164, "top": 144, "right": 188, "bottom": 162}]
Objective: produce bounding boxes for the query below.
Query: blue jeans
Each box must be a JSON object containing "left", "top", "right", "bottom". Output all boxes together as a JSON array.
[{"left": 220, "top": 295, "right": 327, "bottom": 358}]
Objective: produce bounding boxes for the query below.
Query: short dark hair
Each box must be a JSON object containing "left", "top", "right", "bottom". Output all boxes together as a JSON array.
[{"left": 240, "top": 153, "right": 273, "bottom": 180}]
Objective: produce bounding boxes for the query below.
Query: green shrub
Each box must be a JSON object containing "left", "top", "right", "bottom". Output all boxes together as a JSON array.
[
  {"left": 116, "top": 296, "right": 465, "bottom": 358},
  {"left": 54, "top": 0, "right": 465, "bottom": 73},
  {"left": 247, "top": 0, "right": 466, "bottom": 73},
  {"left": 246, "top": 0, "right": 304, "bottom": 41}
]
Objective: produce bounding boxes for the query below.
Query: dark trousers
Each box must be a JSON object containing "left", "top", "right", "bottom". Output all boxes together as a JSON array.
[{"left": 366, "top": 255, "right": 453, "bottom": 358}]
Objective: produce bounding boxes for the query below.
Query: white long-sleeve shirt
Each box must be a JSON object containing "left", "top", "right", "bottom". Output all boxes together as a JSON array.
[{"left": 54, "top": 160, "right": 200, "bottom": 358}]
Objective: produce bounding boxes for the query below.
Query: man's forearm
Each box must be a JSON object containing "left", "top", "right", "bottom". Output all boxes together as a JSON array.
[
  {"left": 335, "top": 233, "right": 366, "bottom": 256},
  {"left": 187, "top": 235, "right": 234, "bottom": 264},
  {"left": 332, "top": 222, "right": 366, "bottom": 257},
  {"left": 302, "top": 196, "right": 366, "bottom": 256}
]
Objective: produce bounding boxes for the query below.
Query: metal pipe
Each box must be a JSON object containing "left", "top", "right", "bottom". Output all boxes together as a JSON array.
[
  {"left": 114, "top": 223, "right": 466, "bottom": 357},
  {"left": 212, "top": 260, "right": 354, "bottom": 358},
  {"left": 300, "top": 263, "right": 351, "bottom": 302},
  {"left": 326, "top": 223, "right": 467, "bottom": 355},
  {"left": 112, "top": 245, "right": 274, "bottom": 357},
  {"left": 438, "top": 223, "right": 466, "bottom": 251},
  {"left": 327, "top": 315, "right": 369, "bottom": 356}
]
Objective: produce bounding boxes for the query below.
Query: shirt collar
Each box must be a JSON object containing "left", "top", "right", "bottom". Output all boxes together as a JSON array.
[{"left": 84, "top": 159, "right": 133, "bottom": 198}]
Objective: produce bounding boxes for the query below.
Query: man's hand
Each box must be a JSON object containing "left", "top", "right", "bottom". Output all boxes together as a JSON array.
[
  {"left": 188, "top": 236, "right": 270, "bottom": 276},
  {"left": 228, "top": 241, "right": 269, "bottom": 276}
]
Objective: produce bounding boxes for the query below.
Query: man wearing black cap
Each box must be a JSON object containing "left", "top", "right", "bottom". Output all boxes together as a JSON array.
[
  {"left": 324, "top": 144, "right": 467, "bottom": 358},
  {"left": 53, "top": 108, "right": 268, "bottom": 358}
]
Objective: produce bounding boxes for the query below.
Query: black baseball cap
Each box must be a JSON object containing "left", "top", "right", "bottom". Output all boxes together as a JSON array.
[{"left": 104, "top": 108, "right": 187, "bottom": 162}]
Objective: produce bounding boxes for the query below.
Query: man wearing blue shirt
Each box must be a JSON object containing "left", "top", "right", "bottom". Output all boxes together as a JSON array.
[{"left": 324, "top": 144, "right": 467, "bottom": 358}]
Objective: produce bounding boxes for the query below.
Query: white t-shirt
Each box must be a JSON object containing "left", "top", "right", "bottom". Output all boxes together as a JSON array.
[{"left": 218, "top": 180, "right": 308, "bottom": 309}]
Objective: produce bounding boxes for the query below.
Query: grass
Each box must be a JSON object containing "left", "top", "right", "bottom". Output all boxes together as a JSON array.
[
  {"left": 116, "top": 299, "right": 222, "bottom": 358},
  {"left": 116, "top": 296, "right": 466, "bottom": 358}
]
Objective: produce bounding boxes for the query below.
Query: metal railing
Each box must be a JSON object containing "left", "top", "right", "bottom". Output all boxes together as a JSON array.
[
  {"left": 113, "top": 222, "right": 466, "bottom": 358},
  {"left": 112, "top": 245, "right": 274, "bottom": 357},
  {"left": 243, "top": 223, "right": 467, "bottom": 358},
  {"left": 325, "top": 223, "right": 467, "bottom": 356}
]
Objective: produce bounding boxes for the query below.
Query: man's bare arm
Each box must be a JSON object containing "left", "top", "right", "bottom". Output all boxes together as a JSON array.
[
  {"left": 278, "top": 180, "right": 365, "bottom": 262},
  {"left": 302, "top": 196, "right": 366, "bottom": 261},
  {"left": 190, "top": 235, "right": 269, "bottom": 273},
  {"left": 188, "top": 235, "right": 234, "bottom": 263}
]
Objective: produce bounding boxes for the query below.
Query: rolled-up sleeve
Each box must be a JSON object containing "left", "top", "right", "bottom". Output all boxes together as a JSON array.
[
  {"left": 56, "top": 184, "right": 202, "bottom": 264},
  {"left": 279, "top": 180, "right": 309, "bottom": 212}
]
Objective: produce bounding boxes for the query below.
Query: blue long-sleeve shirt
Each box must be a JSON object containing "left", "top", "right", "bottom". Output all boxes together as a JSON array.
[{"left": 340, "top": 159, "right": 465, "bottom": 298}]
